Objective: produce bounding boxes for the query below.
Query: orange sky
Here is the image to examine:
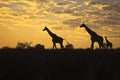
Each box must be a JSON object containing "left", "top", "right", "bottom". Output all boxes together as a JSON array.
[{"left": 0, "top": 0, "right": 120, "bottom": 49}]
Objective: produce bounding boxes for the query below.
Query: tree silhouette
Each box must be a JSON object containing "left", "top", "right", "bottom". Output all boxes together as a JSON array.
[
  {"left": 25, "top": 41, "right": 33, "bottom": 49},
  {"left": 16, "top": 42, "right": 26, "bottom": 49},
  {"left": 16, "top": 42, "right": 33, "bottom": 49}
]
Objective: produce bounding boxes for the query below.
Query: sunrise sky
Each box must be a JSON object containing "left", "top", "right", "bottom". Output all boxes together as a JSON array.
[{"left": 0, "top": 0, "right": 120, "bottom": 49}]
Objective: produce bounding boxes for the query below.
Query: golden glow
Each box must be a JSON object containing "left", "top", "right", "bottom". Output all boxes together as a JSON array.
[
  {"left": 92, "top": 4, "right": 109, "bottom": 10},
  {"left": 84, "top": 0, "right": 91, "bottom": 6},
  {"left": 0, "top": 0, "right": 120, "bottom": 48}
]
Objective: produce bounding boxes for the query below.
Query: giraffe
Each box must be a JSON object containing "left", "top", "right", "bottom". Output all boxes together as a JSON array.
[
  {"left": 80, "top": 23, "right": 104, "bottom": 49},
  {"left": 105, "top": 36, "right": 113, "bottom": 49},
  {"left": 43, "top": 26, "right": 64, "bottom": 49}
]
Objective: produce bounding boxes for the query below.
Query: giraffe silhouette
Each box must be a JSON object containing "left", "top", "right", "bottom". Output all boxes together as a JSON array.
[
  {"left": 105, "top": 36, "right": 113, "bottom": 49},
  {"left": 43, "top": 26, "right": 67, "bottom": 49},
  {"left": 80, "top": 23, "right": 104, "bottom": 49}
]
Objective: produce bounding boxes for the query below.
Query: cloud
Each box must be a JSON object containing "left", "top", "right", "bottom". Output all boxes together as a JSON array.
[
  {"left": 102, "top": 18, "right": 120, "bottom": 26},
  {"left": 0, "top": 1, "right": 48, "bottom": 25},
  {"left": 0, "top": 0, "right": 119, "bottom": 48},
  {"left": 0, "top": 0, "right": 49, "bottom": 2},
  {"left": 37, "top": 0, "right": 49, "bottom": 2},
  {"left": 43, "top": 0, "right": 82, "bottom": 16},
  {"left": 63, "top": 18, "right": 82, "bottom": 28},
  {"left": 103, "top": 4, "right": 120, "bottom": 13},
  {"left": 51, "top": 26, "right": 64, "bottom": 30},
  {"left": 89, "top": 0, "right": 120, "bottom": 12},
  {"left": 61, "top": 0, "right": 120, "bottom": 30},
  {"left": 18, "top": 0, "right": 120, "bottom": 31}
]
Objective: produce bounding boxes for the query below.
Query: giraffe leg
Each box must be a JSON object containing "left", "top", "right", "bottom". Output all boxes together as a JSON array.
[
  {"left": 98, "top": 42, "right": 102, "bottom": 49},
  {"left": 108, "top": 46, "right": 109, "bottom": 49},
  {"left": 110, "top": 46, "right": 112, "bottom": 49},
  {"left": 91, "top": 41, "right": 94, "bottom": 49},
  {"left": 60, "top": 43, "right": 64, "bottom": 49},
  {"left": 109, "top": 45, "right": 112, "bottom": 49},
  {"left": 54, "top": 43, "right": 57, "bottom": 49},
  {"left": 53, "top": 42, "right": 56, "bottom": 49},
  {"left": 98, "top": 43, "right": 101, "bottom": 49},
  {"left": 53, "top": 43, "right": 54, "bottom": 49},
  {"left": 106, "top": 45, "right": 108, "bottom": 49},
  {"left": 102, "top": 43, "right": 105, "bottom": 49},
  {"left": 110, "top": 43, "right": 112, "bottom": 49}
]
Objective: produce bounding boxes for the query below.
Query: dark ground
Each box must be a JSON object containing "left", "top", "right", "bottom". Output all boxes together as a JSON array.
[{"left": 0, "top": 48, "right": 120, "bottom": 80}]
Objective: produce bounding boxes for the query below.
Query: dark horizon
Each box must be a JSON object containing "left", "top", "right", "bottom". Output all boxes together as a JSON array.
[{"left": 0, "top": 0, "right": 120, "bottom": 49}]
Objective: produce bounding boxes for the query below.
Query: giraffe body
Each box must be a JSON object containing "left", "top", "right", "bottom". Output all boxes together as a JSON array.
[
  {"left": 80, "top": 23, "right": 104, "bottom": 49},
  {"left": 105, "top": 36, "right": 112, "bottom": 49},
  {"left": 43, "top": 27, "right": 64, "bottom": 49}
]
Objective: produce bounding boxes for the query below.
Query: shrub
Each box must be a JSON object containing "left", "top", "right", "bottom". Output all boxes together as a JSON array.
[
  {"left": 65, "top": 44, "right": 74, "bottom": 49},
  {"left": 35, "top": 44, "right": 45, "bottom": 49}
]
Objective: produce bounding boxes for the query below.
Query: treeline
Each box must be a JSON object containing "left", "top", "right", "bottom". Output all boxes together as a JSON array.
[{"left": 1, "top": 41, "right": 74, "bottom": 50}]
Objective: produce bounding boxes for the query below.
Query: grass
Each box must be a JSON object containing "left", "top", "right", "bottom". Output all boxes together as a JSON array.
[{"left": 0, "top": 48, "right": 120, "bottom": 80}]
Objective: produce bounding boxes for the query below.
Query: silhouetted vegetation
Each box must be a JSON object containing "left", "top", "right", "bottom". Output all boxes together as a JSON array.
[
  {"left": 15, "top": 42, "right": 45, "bottom": 50},
  {"left": 1, "top": 46, "right": 11, "bottom": 49},
  {"left": 65, "top": 43, "right": 74, "bottom": 49},
  {"left": 35, "top": 44, "right": 45, "bottom": 49},
  {"left": 16, "top": 42, "right": 33, "bottom": 49},
  {"left": 0, "top": 48, "right": 120, "bottom": 80}
]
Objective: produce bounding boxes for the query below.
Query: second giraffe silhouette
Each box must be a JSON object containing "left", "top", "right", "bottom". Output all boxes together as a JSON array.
[
  {"left": 80, "top": 23, "right": 104, "bottom": 49},
  {"left": 43, "top": 26, "right": 67, "bottom": 49},
  {"left": 105, "top": 36, "right": 113, "bottom": 49}
]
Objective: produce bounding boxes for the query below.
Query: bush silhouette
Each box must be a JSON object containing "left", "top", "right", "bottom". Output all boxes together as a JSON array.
[
  {"left": 1, "top": 46, "right": 11, "bottom": 49},
  {"left": 65, "top": 43, "right": 74, "bottom": 49},
  {"left": 35, "top": 44, "right": 45, "bottom": 49}
]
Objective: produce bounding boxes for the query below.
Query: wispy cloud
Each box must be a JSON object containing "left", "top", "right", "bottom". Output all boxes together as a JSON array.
[{"left": 0, "top": 0, "right": 119, "bottom": 48}]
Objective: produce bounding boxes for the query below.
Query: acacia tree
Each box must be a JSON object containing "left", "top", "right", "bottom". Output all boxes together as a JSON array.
[
  {"left": 25, "top": 41, "right": 33, "bottom": 49},
  {"left": 16, "top": 42, "right": 26, "bottom": 49},
  {"left": 16, "top": 42, "right": 33, "bottom": 49}
]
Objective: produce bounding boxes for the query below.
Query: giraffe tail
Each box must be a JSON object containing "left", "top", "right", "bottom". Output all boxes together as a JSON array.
[{"left": 63, "top": 39, "right": 69, "bottom": 44}]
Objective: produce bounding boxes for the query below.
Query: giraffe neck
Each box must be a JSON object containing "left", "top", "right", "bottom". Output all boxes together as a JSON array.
[
  {"left": 84, "top": 25, "right": 97, "bottom": 37},
  {"left": 105, "top": 38, "right": 110, "bottom": 43},
  {"left": 46, "top": 28, "right": 55, "bottom": 38}
]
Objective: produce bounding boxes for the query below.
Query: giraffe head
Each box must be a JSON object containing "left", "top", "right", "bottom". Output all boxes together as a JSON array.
[
  {"left": 80, "top": 23, "right": 86, "bottom": 28},
  {"left": 43, "top": 26, "right": 48, "bottom": 31},
  {"left": 105, "top": 36, "right": 107, "bottom": 39}
]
